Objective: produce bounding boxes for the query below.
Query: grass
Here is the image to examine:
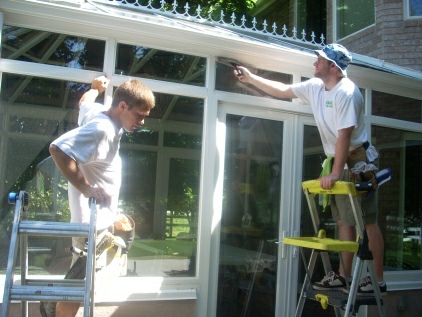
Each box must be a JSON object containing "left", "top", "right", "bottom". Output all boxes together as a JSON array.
[{"left": 128, "top": 238, "right": 196, "bottom": 259}]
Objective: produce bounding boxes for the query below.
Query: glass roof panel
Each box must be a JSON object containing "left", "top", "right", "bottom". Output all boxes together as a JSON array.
[{"left": 2, "top": 25, "right": 105, "bottom": 71}]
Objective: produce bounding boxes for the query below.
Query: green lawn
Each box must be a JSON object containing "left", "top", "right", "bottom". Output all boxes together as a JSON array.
[{"left": 128, "top": 238, "right": 196, "bottom": 259}]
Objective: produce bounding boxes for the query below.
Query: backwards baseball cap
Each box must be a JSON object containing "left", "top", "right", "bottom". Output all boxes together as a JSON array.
[{"left": 315, "top": 43, "right": 352, "bottom": 77}]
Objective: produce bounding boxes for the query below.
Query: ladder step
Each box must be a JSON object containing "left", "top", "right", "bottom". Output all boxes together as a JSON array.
[
  {"left": 10, "top": 285, "right": 86, "bottom": 302},
  {"left": 304, "top": 289, "right": 379, "bottom": 309},
  {"left": 26, "top": 279, "right": 85, "bottom": 287},
  {"left": 19, "top": 221, "right": 90, "bottom": 236}
]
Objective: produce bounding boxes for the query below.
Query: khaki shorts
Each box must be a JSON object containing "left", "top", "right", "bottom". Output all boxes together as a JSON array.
[{"left": 330, "top": 165, "right": 379, "bottom": 226}]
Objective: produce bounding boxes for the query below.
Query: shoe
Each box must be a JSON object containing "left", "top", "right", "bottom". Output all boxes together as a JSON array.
[
  {"left": 343, "top": 276, "right": 387, "bottom": 296},
  {"left": 312, "top": 271, "right": 347, "bottom": 290}
]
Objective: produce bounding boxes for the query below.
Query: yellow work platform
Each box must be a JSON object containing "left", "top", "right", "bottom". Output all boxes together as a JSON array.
[
  {"left": 283, "top": 236, "right": 359, "bottom": 253},
  {"left": 302, "top": 179, "right": 357, "bottom": 195}
]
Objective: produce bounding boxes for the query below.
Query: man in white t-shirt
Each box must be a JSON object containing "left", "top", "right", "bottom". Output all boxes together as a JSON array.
[
  {"left": 47, "top": 76, "right": 155, "bottom": 317},
  {"left": 233, "top": 44, "right": 386, "bottom": 296}
]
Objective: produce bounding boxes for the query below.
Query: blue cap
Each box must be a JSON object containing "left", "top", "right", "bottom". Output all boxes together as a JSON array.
[{"left": 315, "top": 44, "right": 352, "bottom": 77}]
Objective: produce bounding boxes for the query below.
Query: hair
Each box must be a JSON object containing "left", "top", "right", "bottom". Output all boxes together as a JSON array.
[{"left": 111, "top": 79, "right": 155, "bottom": 110}]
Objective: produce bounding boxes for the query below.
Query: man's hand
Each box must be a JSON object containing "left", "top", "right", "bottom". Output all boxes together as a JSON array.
[
  {"left": 84, "top": 186, "right": 112, "bottom": 208},
  {"left": 79, "top": 76, "right": 110, "bottom": 107},
  {"left": 90, "top": 76, "right": 110, "bottom": 94},
  {"left": 319, "top": 173, "right": 340, "bottom": 190},
  {"left": 233, "top": 66, "right": 297, "bottom": 99},
  {"left": 234, "top": 66, "right": 251, "bottom": 82}
]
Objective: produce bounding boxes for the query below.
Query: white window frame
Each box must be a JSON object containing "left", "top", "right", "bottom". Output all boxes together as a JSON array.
[{"left": 404, "top": 0, "right": 422, "bottom": 20}]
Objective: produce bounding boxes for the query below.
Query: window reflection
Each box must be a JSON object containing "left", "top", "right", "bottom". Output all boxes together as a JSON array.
[
  {"left": 218, "top": 115, "right": 282, "bottom": 316},
  {"left": 373, "top": 126, "right": 422, "bottom": 270},
  {"left": 2, "top": 25, "right": 105, "bottom": 71},
  {"left": 372, "top": 90, "right": 421, "bottom": 123},
  {"left": 115, "top": 43, "right": 206, "bottom": 86}
]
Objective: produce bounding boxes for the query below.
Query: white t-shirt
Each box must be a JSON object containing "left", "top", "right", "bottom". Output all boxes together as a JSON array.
[
  {"left": 291, "top": 78, "right": 378, "bottom": 162},
  {"left": 52, "top": 102, "right": 123, "bottom": 230}
]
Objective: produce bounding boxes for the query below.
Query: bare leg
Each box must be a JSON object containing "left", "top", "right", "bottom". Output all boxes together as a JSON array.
[
  {"left": 337, "top": 219, "right": 356, "bottom": 278},
  {"left": 56, "top": 302, "right": 81, "bottom": 317},
  {"left": 365, "top": 223, "right": 384, "bottom": 281}
]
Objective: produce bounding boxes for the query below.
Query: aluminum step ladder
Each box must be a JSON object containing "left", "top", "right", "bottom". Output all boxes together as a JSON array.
[
  {"left": 1, "top": 191, "right": 98, "bottom": 317},
  {"left": 284, "top": 180, "right": 387, "bottom": 317}
]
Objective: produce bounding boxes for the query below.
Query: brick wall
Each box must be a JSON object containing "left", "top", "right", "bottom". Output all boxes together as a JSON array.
[{"left": 328, "top": 0, "right": 422, "bottom": 72}]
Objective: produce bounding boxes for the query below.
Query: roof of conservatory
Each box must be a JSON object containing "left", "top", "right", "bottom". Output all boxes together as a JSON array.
[{"left": 23, "top": 0, "right": 422, "bottom": 81}]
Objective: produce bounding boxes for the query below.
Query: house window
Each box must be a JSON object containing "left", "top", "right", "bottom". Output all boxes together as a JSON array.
[
  {"left": 296, "top": 0, "right": 326, "bottom": 42},
  {"left": 336, "top": 0, "right": 375, "bottom": 39},
  {"left": 407, "top": 0, "right": 422, "bottom": 18}
]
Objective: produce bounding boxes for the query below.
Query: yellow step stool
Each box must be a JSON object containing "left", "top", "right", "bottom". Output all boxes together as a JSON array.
[{"left": 284, "top": 180, "right": 386, "bottom": 317}]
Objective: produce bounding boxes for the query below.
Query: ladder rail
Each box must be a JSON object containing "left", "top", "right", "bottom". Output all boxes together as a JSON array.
[
  {"left": 84, "top": 198, "right": 97, "bottom": 317},
  {"left": 20, "top": 232, "right": 29, "bottom": 317},
  {"left": 1, "top": 191, "right": 26, "bottom": 317},
  {"left": 1, "top": 192, "right": 97, "bottom": 317}
]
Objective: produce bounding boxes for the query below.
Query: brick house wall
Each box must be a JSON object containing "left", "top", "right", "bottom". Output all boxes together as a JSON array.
[{"left": 327, "top": 0, "right": 422, "bottom": 72}]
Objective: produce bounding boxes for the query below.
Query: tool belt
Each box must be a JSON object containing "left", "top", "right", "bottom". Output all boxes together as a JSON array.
[
  {"left": 347, "top": 141, "right": 378, "bottom": 192},
  {"left": 113, "top": 214, "right": 135, "bottom": 255}
]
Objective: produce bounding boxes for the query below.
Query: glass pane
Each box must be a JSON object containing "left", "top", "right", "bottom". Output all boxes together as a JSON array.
[
  {"left": 9, "top": 115, "right": 60, "bottom": 136},
  {"left": 121, "top": 129, "right": 159, "bottom": 146},
  {"left": 218, "top": 115, "right": 282, "bottom": 316},
  {"left": 215, "top": 61, "right": 293, "bottom": 101},
  {"left": 163, "top": 132, "right": 202, "bottom": 150},
  {"left": 2, "top": 25, "right": 105, "bottom": 71},
  {"left": 119, "top": 154, "right": 199, "bottom": 277},
  {"left": 372, "top": 90, "right": 422, "bottom": 124},
  {"left": 373, "top": 126, "right": 422, "bottom": 271},
  {"left": 1, "top": 73, "right": 98, "bottom": 111},
  {"left": 115, "top": 43, "right": 206, "bottom": 86},
  {"left": 337, "top": 0, "right": 375, "bottom": 39},
  {"left": 138, "top": 92, "right": 204, "bottom": 124},
  {"left": 154, "top": 93, "right": 204, "bottom": 124},
  {"left": 296, "top": 0, "right": 327, "bottom": 41},
  {"left": 410, "top": 0, "right": 422, "bottom": 17}
]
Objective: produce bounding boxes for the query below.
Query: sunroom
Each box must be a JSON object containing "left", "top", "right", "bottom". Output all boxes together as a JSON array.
[{"left": 1, "top": 0, "right": 421, "bottom": 316}]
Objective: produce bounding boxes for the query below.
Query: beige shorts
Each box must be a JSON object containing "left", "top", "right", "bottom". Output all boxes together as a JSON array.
[{"left": 330, "top": 167, "right": 379, "bottom": 226}]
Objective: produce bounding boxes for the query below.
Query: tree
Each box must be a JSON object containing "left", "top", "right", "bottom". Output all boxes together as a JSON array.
[{"left": 147, "top": 0, "right": 256, "bottom": 20}]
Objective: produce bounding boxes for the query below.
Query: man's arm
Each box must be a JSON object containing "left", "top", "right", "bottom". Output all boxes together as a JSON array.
[
  {"left": 49, "top": 144, "right": 109, "bottom": 206},
  {"left": 235, "top": 66, "right": 297, "bottom": 99},
  {"left": 319, "top": 127, "right": 354, "bottom": 189},
  {"left": 78, "top": 76, "right": 110, "bottom": 108}
]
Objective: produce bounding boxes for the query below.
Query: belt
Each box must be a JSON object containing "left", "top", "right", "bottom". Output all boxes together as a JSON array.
[{"left": 362, "top": 141, "right": 370, "bottom": 150}]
